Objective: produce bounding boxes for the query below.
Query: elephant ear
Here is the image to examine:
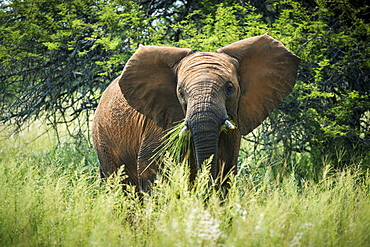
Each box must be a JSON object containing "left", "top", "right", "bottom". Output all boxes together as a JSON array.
[
  {"left": 218, "top": 34, "right": 300, "bottom": 135},
  {"left": 118, "top": 45, "right": 192, "bottom": 130}
]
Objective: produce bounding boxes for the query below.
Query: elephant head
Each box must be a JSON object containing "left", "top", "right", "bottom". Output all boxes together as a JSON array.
[{"left": 119, "top": 34, "right": 300, "bottom": 179}]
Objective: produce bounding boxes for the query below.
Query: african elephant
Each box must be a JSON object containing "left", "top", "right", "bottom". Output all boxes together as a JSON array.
[{"left": 92, "top": 34, "right": 300, "bottom": 192}]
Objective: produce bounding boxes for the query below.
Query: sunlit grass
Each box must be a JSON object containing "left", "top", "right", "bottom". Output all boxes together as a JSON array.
[
  {"left": 0, "top": 124, "right": 369, "bottom": 246},
  {"left": 151, "top": 120, "right": 193, "bottom": 166}
]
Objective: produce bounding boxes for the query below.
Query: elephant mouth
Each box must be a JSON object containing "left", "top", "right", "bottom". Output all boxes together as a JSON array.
[{"left": 179, "top": 119, "right": 236, "bottom": 137}]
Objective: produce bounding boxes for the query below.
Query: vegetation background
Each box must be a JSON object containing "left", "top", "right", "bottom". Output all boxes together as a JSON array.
[{"left": 1, "top": 0, "right": 369, "bottom": 246}]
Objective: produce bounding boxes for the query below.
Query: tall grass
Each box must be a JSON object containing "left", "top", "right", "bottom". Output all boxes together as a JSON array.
[{"left": 1, "top": 124, "right": 369, "bottom": 246}]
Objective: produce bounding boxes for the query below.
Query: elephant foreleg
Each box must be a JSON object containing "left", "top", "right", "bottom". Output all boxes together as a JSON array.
[
  {"left": 218, "top": 130, "right": 241, "bottom": 184},
  {"left": 137, "top": 125, "right": 163, "bottom": 193}
]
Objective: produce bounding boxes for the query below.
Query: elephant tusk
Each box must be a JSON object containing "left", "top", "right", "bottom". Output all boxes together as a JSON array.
[
  {"left": 179, "top": 125, "right": 189, "bottom": 137},
  {"left": 225, "top": 120, "right": 236, "bottom": 129}
]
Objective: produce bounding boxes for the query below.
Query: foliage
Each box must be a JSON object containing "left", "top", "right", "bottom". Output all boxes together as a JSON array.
[
  {"left": 1, "top": 1, "right": 369, "bottom": 244},
  {"left": 1, "top": 125, "right": 370, "bottom": 246},
  {"left": 151, "top": 119, "right": 193, "bottom": 166},
  {"left": 267, "top": 0, "right": 370, "bottom": 171},
  {"left": 170, "top": 4, "right": 267, "bottom": 51},
  {"left": 1, "top": 0, "right": 369, "bottom": 172},
  {"left": 0, "top": 0, "right": 148, "bottom": 133},
  {"left": 155, "top": 0, "right": 370, "bottom": 172}
]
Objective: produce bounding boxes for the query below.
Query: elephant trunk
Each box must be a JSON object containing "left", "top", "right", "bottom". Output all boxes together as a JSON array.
[
  {"left": 192, "top": 122, "right": 219, "bottom": 179},
  {"left": 187, "top": 101, "right": 225, "bottom": 179}
]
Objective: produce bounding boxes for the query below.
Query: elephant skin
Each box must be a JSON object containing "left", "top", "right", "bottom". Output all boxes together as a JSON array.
[{"left": 92, "top": 34, "right": 300, "bottom": 192}]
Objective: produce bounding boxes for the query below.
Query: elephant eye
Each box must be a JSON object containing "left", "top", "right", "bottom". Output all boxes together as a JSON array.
[
  {"left": 178, "top": 88, "right": 185, "bottom": 99},
  {"left": 225, "top": 82, "right": 235, "bottom": 96}
]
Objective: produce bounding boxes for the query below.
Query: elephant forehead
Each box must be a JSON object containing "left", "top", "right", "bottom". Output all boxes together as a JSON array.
[{"left": 178, "top": 52, "right": 237, "bottom": 81}]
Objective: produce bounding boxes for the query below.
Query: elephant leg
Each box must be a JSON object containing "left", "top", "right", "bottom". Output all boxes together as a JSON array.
[
  {"left": 218, "top": 130, "right": 241, "bottom": 186},
  {"left": 137, "top": 125, "right": 163, "bottom": 193},
  {"left": 93, "top": 131, "right": 118, "bottom": 179},
  {"left": 93, "top": 125, "right": 139, "bottom": 189},
  {"left": 188, "top": 148, "right": 198, "bottom": 184},
  {"left": 97, "top": 144, "right": 138, "bottom": 186}
]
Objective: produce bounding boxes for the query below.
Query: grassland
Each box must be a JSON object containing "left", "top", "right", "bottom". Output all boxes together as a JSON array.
[{"left": 0, "top": 124, "right": 369, "bottom": 246}]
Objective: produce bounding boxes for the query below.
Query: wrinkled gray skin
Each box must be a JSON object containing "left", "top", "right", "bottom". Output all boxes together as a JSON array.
[{"left": 92, "top": 34, "right": 300, "bottom": 193}]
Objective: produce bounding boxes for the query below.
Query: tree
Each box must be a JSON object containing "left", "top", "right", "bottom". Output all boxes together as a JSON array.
[
  {"left": 161, "top": 0, "right": 370, "bottom": 172},
  {"left": 0, "top": 0, "right": 149, "bottom": 138},
  {"left": 272, "top": 0, "right": 370, "bottom": 171},
  {"left": 1, "top": 0, "right": 369, "bottom": 172}
]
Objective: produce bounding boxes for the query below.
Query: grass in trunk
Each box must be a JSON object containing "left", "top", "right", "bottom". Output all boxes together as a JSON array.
[
  {"left": 151, "top": 119, "right": 237, "bottom": 166},
  {"left": 151, "top": 120, "right": 193, "bottom": 166}
]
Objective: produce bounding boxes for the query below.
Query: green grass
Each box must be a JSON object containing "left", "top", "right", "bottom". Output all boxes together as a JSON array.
[
  {"left": 151, "top": 120, "right": 193, "bottom": 166},
  {"left": 1, "top": 124, "right": 369, "bottom": 246}
]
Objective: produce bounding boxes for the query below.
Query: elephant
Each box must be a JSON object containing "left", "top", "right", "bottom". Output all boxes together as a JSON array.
[{"left": 92, "top": 34, "right": 300, "bottom": 193}]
